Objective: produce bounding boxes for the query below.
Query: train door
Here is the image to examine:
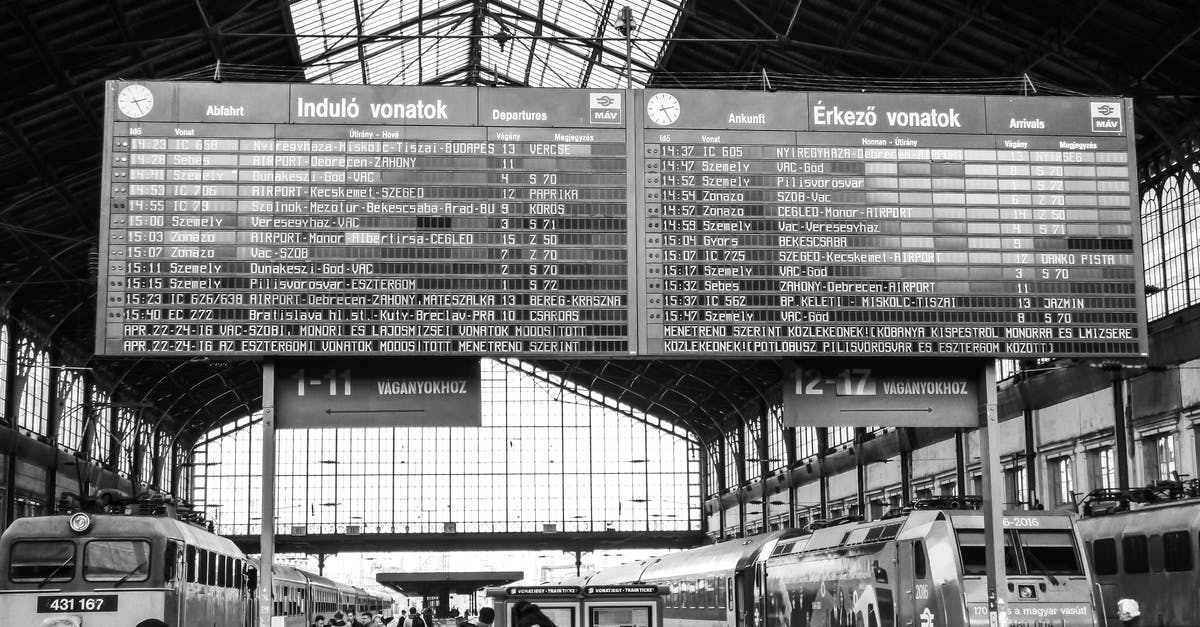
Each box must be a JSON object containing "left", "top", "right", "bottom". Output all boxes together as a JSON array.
[
  {"left": 166, "top": 541, "right": 185, "bottom": 626},
  {"left": 896, "top": 540, "right": 931, "bottom": 626},
  {"left": 725, "top": 576, "right": 735, "bottom": 626},
  {"left": 733, "top": 572, "right": 746, "bottom": 627},
  {"left": 754, "top": 563, "right": 768, "bottom": 627}
]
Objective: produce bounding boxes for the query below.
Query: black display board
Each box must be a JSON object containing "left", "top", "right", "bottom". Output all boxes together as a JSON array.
[{"left": 98, "top": 83, "right": 1147, "bottom": 359}]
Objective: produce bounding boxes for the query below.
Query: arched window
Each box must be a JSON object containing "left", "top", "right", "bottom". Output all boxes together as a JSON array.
[
  {"left": 56, "top": 371, "right": 86, "bottom": 453},
  {"left": 90, "top": 387, "right": 112, "bottom": 464},
  {"left": 15, "top": 336, "right": 50, "bottom": 437}
]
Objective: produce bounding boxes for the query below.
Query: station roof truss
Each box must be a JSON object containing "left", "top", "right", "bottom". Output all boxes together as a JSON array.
[{"left": 2, "top": 0, "right": 1200, "bottom": 451}]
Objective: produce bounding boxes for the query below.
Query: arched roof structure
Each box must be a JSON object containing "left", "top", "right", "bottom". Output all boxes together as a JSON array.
[{"left": 2, "top": 0, "right": 1197, "bottom": 448}]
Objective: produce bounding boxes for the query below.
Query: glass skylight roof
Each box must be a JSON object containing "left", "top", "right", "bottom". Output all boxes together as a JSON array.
[{"left": 288, "top": 0, "right": 681, "bottom": 87}]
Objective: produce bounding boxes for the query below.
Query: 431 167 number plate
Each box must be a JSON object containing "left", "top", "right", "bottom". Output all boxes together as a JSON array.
[{"left": 37, "top": 594, "right": 118, "bottom": 613}]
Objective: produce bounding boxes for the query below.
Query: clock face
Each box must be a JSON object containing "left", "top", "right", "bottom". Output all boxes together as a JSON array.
[
  {"left": 117, "top": 84, "right": 154, "bottom": 119},
  {"left": 646, "top": 92, "right": 680, "bottom": 126}
]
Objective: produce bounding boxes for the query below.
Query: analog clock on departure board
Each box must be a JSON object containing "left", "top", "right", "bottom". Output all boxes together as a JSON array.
[
  {"left": 117, "top": 84, "right": 154, "bottom": 118},
  {"left": 646, "top": 92, "right": 680, "bottom": 125}
]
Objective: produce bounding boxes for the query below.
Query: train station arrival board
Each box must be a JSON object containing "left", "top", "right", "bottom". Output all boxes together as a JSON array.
[{"left": 98, "top": 83, "right": 1147, "bottom": 359}]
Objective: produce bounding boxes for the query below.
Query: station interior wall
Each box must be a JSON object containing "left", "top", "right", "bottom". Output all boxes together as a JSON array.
[{"left": 706, "top": 349, "right": 1200, "bottom": 538}]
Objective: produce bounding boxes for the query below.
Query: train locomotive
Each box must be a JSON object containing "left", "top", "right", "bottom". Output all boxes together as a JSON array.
[
  {"left": 586, "top": 498, "right": 1100, "bottom": 627},
  {"left": 1075, "top": 479, "right": 1200, "bottom": 627},
  {"left": 0, "top": 494, "right": 392, "bottom": 626}
]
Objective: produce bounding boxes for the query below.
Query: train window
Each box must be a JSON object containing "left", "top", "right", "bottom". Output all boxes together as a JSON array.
[
  {"left": 164, "top": 541, "right": 179, "bottom": 581},
  {"left": 1122, "top": 535, "right": 1149, "bottom": 574},
  {"left": 83, "top": 540, "right": 150, "bottom": 582},
  {"left": 1091, "top": 539, "right": 1118, "bottom": 575},
  {"left": 957, "top": 530, "right": 1018, "bottom": 576},
  {"left": 1162, "top": 531, "right": 1192, "bottom": 572},
  {"left": 1148, "top": 535, "right": 1164, "bottom": 572},
  {"left": 198, "top": 549, "right": 207, "bottom": 584},
  {"left": 186, "top": 545, "right": 196, "bottom": 582},
  {"left": 914, "top": 541, "right": 927, "bottom": 579},
  {"left": 717, "top": 576, "right": 727, "bottom": 608},
  {"left": 207, "top": 550, "right": 217, "bottom": 586},
  {"left": 217, "top": 554, "right": 227, "bottom": 587},
  {"left": 234, "top": 559, "right": 244, "bottom": 587},
  {"left": 845, "top": 527, "right": 870, "bottom": 545},
  {"left": 1018, "top": 531, "right": 1082, "bottom": 576},
  {"left": 9, "top": 541, "right": 75, "bottom": 582}
]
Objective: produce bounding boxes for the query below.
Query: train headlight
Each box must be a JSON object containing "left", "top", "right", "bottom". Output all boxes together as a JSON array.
[{"left": 68, "top": 512, "right": 93, "bottom": 534}]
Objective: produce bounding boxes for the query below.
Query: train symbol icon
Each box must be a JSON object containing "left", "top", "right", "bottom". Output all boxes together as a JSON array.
[{"left": 919, "top": 607, "right": 936, "bottom": 627}]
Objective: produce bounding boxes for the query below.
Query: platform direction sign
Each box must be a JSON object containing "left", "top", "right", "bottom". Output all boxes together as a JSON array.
[
  {"left": 782, "top": 360, "right": 979, "bottom": 427},
  {"left": 272, "top": 358, "right": 481, "bottom": 429},
  {"left": 99, "top": 82, "right": 1147, "bottom": 360}
]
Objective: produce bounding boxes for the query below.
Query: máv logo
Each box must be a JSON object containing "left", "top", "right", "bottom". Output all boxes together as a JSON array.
[
  {"left": 589, "top": 92, "right": 622, "bottom": 125},
  {"left": 1090, "top": 101, "right": 1122, "bottom": 133}
]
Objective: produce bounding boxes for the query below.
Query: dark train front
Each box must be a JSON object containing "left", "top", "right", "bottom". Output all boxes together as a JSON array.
[{"left": 1075, "top": 482, "right": 1200, "bottom": 627}]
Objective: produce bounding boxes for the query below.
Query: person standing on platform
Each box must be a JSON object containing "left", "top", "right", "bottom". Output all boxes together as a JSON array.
[
  {"left": 331, "top": 612, "right": 347, "bottom": 627},
  {"left": 423, "top": 605, "right": 436, "bottom": 627},
  {"left": 402, "top": 607, "right": 427, "bottom": 627},
  {"left": 476, "top": 607, "right": 495, "bottom": 627}
]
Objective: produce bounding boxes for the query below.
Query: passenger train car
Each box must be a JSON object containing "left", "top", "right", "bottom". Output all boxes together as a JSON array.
[
  {"left": 1075, "top": 481, "right": 1200, "bottom": 627},
  {"left": 587, "top": 499, "right": 1100, "bottom": 627},
  {"left": 0, "top": 498, "right": 392, "bottom": 626}
]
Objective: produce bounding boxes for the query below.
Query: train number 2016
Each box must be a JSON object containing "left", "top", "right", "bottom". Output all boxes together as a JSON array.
[{"left": 1002, "top": 516, "right": 1041, "bottom": 528}]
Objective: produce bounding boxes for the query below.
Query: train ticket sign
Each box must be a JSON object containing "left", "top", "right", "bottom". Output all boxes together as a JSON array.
[
  {"left": 273, "top": 358, "right": 481, "bottom": 429},
  {"left": 98, "top": 82, "right": 1147, "bottom": 360},
  {"left": 782, "top": 361, "right": 980, "bottom": 427}
]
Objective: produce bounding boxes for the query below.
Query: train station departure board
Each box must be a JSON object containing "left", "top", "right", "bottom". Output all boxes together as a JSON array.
[{"left": 98, "top": 82, "right": 1148, "bottom": 359}]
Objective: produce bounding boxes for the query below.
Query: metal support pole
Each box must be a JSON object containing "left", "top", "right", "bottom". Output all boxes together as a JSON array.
[
  {"left": 621, "top": 6, "right": 633, "bottom": 89},
  {"left": 817, "top": 427, "right": 829, "bottom": 518},
  {"left": 782, "top": 427, "right": 797, "bottom": 528},
  {"left": 1112, "top": 376, "right": 1130, "bottom": 491},
  {"left": 899, "top": 428, "right": 913, "bottom": 505},
  {"left": 955, "top": 429, "right": 967, "bottom": 498},
  {"left": 736, "top": 422, "right": 747, "bottom": 536},
  {"left": 855, "top": 427, "right": 867, "bottom": 517},
  {"left": 715, "top": 442, "right": 727, "bottom": 539},
  {"left": 1024, "top": 406, "right": 1037, "bottom": 508},
  {"left": 575, "top": 550, "right": 582, "bottom": 577},
  {"left": 978, "top": 362, "right": 1007, "bottom": 625},
  {"left": 758, "top": 406, "right": 770, "bottom": 530},
  {"left": 258, "top": 361, "right": 276, "bottom": 627}
]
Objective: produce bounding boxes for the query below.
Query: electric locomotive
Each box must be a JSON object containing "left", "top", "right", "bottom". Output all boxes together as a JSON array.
[
  {"left": 587, "top": 498, "right": 1101, "bottom": 627},
  {"left": 1075, "top": 480, "right": 1200, "bottom": 627},
  {"left": 0, "top": 494, "right": 392, "bottom": 626}
]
